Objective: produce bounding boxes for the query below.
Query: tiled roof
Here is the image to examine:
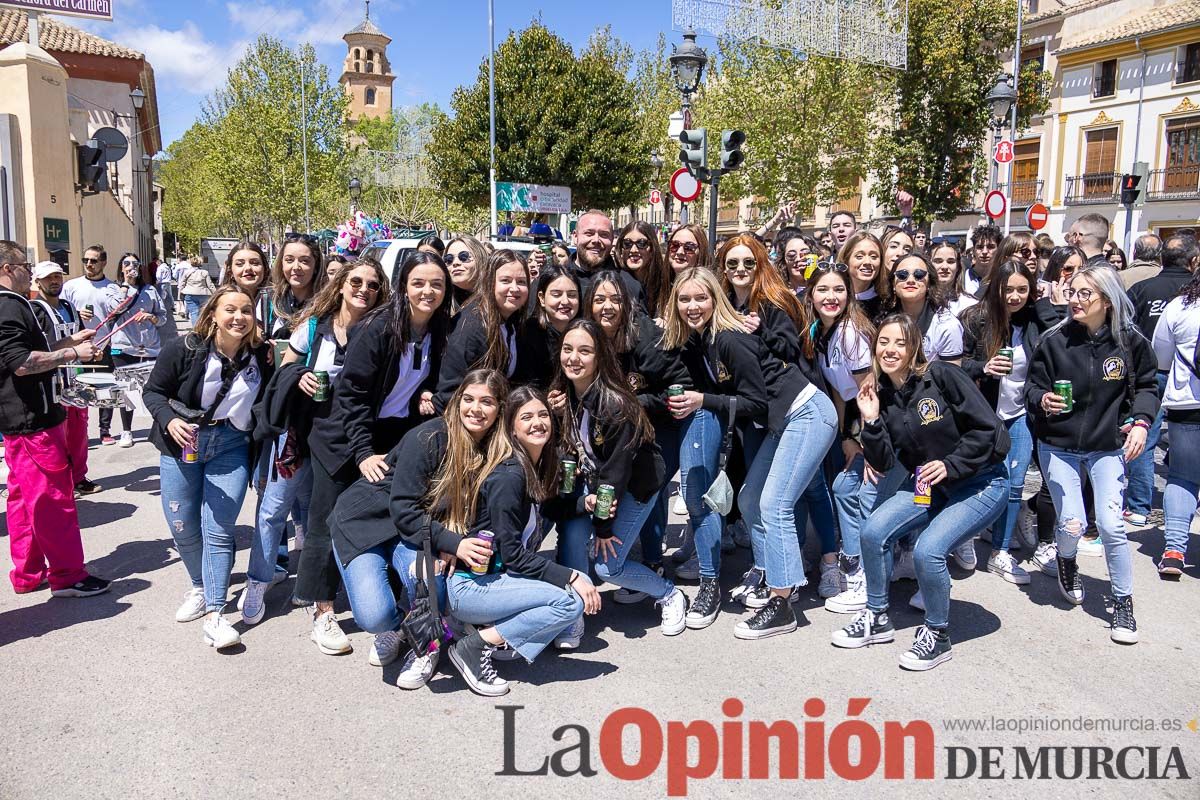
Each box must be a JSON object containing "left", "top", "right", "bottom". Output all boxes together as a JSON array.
[
  {"left": 1061, "top": 0, "right": 1200, "bottom": 50},
  {"left": 345, "top": 15, "right": 390, "bottom": 40},
  {"left": 0, "top": 9, "right": 142, "bottom": 60},
  {"left": 1027, "top": 0, "right": 1111, "bottom": 23}
]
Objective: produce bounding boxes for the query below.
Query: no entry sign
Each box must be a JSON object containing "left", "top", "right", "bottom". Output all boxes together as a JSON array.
[{"left": 1026, "top": 202, "right": 1050, "bottom": 230}]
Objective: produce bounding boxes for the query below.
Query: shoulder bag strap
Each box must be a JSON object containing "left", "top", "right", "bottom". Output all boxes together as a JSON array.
[{"left": 716, "top": 397, "right": 736, "bottom": 472}]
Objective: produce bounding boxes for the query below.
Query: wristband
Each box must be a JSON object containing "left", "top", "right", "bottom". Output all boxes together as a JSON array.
[
  {"left": 1132, "top": 420, "right": 1150, "bottom": 430},
  {"left": 68, "top": 347, "right": 78, "bottom": 362}
]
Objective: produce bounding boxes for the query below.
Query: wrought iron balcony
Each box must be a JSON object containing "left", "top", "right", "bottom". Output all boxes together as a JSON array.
[
  {"left": 996, "top": 179, "right": 1044, "bottom": 207},
  {"left": 1146, "top": 166, "right": 1200, "bottom": 200},
  {"left": 1064, "top": 172, "right": 1119, "bottom": 205}
]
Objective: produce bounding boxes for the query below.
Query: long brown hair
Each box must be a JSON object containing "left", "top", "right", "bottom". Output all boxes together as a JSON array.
[
  {"left": 799, "top": 265, "right": 876, "bottom": 361},
  {"left": 668, "top": 223, "right": 712, "bottom": 271},
  {"left": 476, "top": 249, "right": 530, "bottom": 374},
  {"left": 270, "top": 235, "right": 327, "bottom": 326},
  {"left": 505, "top": 385, "right": 559, "bottom": 503},
  {"left": 615, "top": 220, "right": 671, "bottom": 318},
  {"left": 872, "top": 313, "right": 929, "bottom": 382},
  {"left": 426, "top": 369, "right": 512, "bottom": 534},
  {"left": 294, "top": 257, "right": 391, "bottom": 328},
  {"left": 716, "top": 233, "right": 804, "bottom": 329},
  {"left": 838, "top": 231, "right": 888, "bottom": 297}
]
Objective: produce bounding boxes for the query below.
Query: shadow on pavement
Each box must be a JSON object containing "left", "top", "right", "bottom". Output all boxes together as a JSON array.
[
  {"left": 87, "top": 536, "right": 180, "bottom": 580},
  {"left": 0, "top": 577, "right": 150, "bottom": 648},
  {"left": 75, "top": 500, "right": 140, "bottom": 528}
]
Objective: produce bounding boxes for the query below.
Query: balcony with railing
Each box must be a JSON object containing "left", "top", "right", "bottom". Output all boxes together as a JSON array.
[
  {"left": 1064, "top": 172, "right": 1119, "bottom": 205},
  {"left": 996, "top": 179, "right": 1044, "bottom": 208},
  {"left": 1147, "top": 166, "right": 1200, "bottom": 200}
]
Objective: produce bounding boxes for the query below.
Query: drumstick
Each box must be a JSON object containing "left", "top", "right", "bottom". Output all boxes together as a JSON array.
[
  {"left": 93, "top": 315, "right": 142, "bottom": 349},
  {"left": 93, "top": 288, "right": 137, "bottom": 332}
]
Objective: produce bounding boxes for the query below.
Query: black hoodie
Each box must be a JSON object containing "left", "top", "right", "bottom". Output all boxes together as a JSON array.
[
  {"left": 617, "top": 313, "right": 691, "bottom": 422},
  {"left": 0, "top": 291, "right": 64, "bottom": 435},
  {"left": 960, "top": 297, "right": 1059, "bottom": 409},
  {"left": 434, "top": 300, "right": 523, "bottom": 412}
]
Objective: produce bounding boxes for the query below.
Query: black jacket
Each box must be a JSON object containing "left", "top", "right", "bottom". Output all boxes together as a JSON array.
[
  {"left": 520, "top": 316, "right": 564, "bottom": 391},
  {"left": 434, "top": 301, "right": 523, "bottom": 412},
  {"left": 862, "top": 360, "right": 1009, "bottom": 480},
  {"left": 732, "top": 295, "right": 802, "bottom": 366},
  {"left": 143, "top": 335, "right": 272, "bottom": 460},
  {"left": 390, "top": 419, "right": 463, "bottom": 557},
  {"left": 0, "top": 291, "right": 64, "bottom": 435},
  {"left": 1128, "top": 265, "right": 1193, "bottom": 341},
  {"left": 317, "top": 311, "right": 441, "bottom": 474},
  {"left": 960, "top": 298, "right": 1057, "bottom": 409},
  {"left": 1025, "top": 320, "right": 1160, "bottom": 453},
  {"left": 571, "top": 255, "right": 646, "bottom": 313},
  {"left": 617, "top": 313, "right": 690, "bottom": 422}
]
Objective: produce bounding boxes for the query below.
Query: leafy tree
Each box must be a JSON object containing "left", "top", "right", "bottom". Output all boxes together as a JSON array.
[
  {"left": 428, "top": 21, "right": 648, "bottom": 212},
  {"left": 159, "top": 123, "right": 231, "bottom": 252},
  {"left": 350, "top": 104, "right": 457, "bottom": 227}
]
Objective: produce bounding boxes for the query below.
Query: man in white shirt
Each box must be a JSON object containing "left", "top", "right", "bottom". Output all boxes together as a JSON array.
[{"left": 61, "top": 245, "right": 118, "bottom": 444}]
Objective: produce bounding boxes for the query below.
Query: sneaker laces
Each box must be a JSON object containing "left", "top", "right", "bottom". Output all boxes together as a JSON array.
[
  {"left": 1106, "top": 595, "right": 1136, "bottom": 631},
  {"left": 738, "top": 566, "right": 764, "bottom": 591},
  {"left": 910, "top": 625, "right": 939, "bottom": 657},
  {"left": 376, "top": 630, "right": 402, "bottom": 651},
  {"left": 478, "top": 646, "right": 500, "bottom": 684},
  {"left": 695, "top": 579, "right": 719, "bottom": 611},
  {"left": 749, "top": 595, "right": 784, "bottom": 625},
  {"left": 1059, "top": 556, "right": 1080, "bottom": 587},
  {"left": 844, "top": 608, "right": 871, "bottom": 637}
]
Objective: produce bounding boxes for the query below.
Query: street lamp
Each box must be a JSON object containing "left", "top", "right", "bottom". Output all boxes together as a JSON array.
[
  {"left": 984, "top": 73, "right": 1016, "bottom": 198},
  {"left": 349, "top": 177, "right": 362, "bottom": 214},
  {"left": 650, "top": 149, "right": 663, "bottom": 225},
  {"left": 129, "top": 86, "right": 146, "bottom": 110},
  {"left": 670, "top": 28, "right": 708, "bottom": 126}
]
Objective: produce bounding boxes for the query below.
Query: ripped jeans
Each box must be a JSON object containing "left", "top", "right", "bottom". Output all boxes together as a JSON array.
[{"left": 1037, "top": 444, "right": 1132, "bottom": 597}]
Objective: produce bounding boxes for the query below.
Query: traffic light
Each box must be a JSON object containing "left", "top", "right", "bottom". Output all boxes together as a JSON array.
[
  {"left": 1120, "top": 173, "right": 1142, "bottom": 206},
  {"left": 679, "top": 128, "right": 707, "bottom": 174},
  {"left": 77, "top": 140, "right": 107, "bottom": 193},
  {"left": 720, "top": 129, "right": 745, "bottom": 171}
]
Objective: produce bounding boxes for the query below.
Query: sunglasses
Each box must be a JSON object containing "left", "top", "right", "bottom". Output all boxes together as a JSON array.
[
  {"left": 620, "top": 239, "right": 652, "bottom": 252},
  {"left": 815, "top": 261, "right": 850, "bottom": 274},
  {"left": 669, "top": 241, "right": 700, "bottom": 255},
  {"left": 893, "top": 269, "right": 928, "bottom": 282},
  {"left": 782, "top": 251, "right": 811, "bottom": 264},
  {"left": 724, "top": 258, "right": 757, "bottom": 273},
  {"left": 444, "top": 252, "right": 474, "bottom": 265},
  {"left": 347, "top": 276, "right": 381, "bottom": 293},
  {"left": 1015, "top": 247, "right": 1035, "bottom": 257},
  {"left": 4, "top": 261, "right": 31, "bottom": 272},
  {"left": 82, "top": 257, "right": 102, "bottom": 264}
]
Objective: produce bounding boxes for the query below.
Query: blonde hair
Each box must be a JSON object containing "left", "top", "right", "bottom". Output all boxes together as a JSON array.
[
  {"left": 660, "top": 267, "right": 749, "bottom": 349},
  {"left": 190, "top": 287, "right": 263, "bottom": 351}
]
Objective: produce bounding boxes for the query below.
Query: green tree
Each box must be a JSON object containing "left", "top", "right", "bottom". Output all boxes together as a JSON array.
[
  {"left": 867, "top": 0, "right": 1051, "bottom": 225},
  {"left": 428, "top": 21, "right": 648, "bottom": 212},
  {"left": 159, "top": 123, "right": 231, "bottom": 252}
]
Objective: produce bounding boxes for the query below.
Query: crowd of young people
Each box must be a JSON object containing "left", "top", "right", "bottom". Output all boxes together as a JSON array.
[{"left": 3, "top": 209, "right": 1197, "bottom": 689}]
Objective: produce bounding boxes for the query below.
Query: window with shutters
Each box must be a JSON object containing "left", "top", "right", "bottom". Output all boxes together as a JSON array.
[
  {"left": 1177, "top": 43, "right": 1200, "bottom": 84},
  {"left": 1010, "top": 140, "right": 1041, "bottom": 204},
  {"left": 1083, "top": 127, "right": 1117, "bottom": 196},
  {"left": 1164, "top": 116, "right": 1200, "bottom": 192},
  {"left": 1093, "top": 59, "right": 1117, "bottom": 98}
]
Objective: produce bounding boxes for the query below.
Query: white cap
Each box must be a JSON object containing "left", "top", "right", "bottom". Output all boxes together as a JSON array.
[{"left": 32, "top": 261, "right": 64, "bottom": 280}]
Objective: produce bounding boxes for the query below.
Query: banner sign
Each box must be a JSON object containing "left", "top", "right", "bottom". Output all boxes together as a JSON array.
[
  {"left": 1, "top": 0, "right": 113, "bottom": 21},
  {"left": 496, "top": 182, "right": 572, "bottom": 214}
]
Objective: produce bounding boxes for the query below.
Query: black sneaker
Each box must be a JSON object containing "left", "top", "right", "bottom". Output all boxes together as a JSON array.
[
  {"left": 50, "top": 575, "right": 110, "bottom": 598},
  {"left": 448, "top": 633, "right": 509, "bottom": 697},
  {"left": 1158, "top": 550, "right": 1185, "bottom": 578},
  {"left": 1109, "top": 595, "right": 1138, "bottom": 645},
  {"left": 898, "top": 625, "right": 953, "bottom": 671},
  {"left": 734, "top": 595, "right": 797, "bottom": 640},
  {"left": 1056, "top": 554, "right": 1084, "bottom": 605},
  {"left": 831, "top": 608, "right": 895, "bottom": 649},
  {"left": 730, "top": 566, "right": 764, "bottom": 603},
  {"left": 685, "top": 577, "right": 721, "bottom": 629}
]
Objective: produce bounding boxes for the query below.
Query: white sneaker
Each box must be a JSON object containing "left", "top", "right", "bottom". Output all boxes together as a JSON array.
[
  {"left": 672, "top": 493, "right": 687, "bottom": 516},
  {"left": 1076, "top": 535, "right": 1105, "bottom": 557},
  {"left": 118, "top": 431, "right": 134, "bottom": 448},
  {"left": 368, "top": 630, "right": 404, "bottom": 667},
  {"left": 818, "top": 560, "right": 843, "bottom": 598},
  {"left": 1032, "top": 542, "right": 1058, "bottom": 575},
  {"left": 987, "top": 550, "right": 1031, "bottom": 585},
  {"left": 658, "top": 587, "right": 688, "bottom": 636},
  {"left": 824, "top": 569, "right": 866, "bottom": 613},
  {"left": 553, "top": 615, "right": 585, "bottom": 650},
  {"left": 203, "top": 613, "right": 241, "bottom": 649},
  {"left": 909, "top": 589, "right": 925, "bottom": 611},
  {"left": 238, "top": 579, "right": 269, "bottom": 625},
  {"left": 951, "top": 539, "right": 978, "bottom": 570},
  {"left": 674, "top": 554, "right": 700, "bottom": 580},
  {"left": 311, "top": 610, "right": 352, "bottom": 655},
  {"left": 293, "top": 525, "right": 305, "bottom": 551},
  {"left": 175, "top": 587, "right": 206, "bottom": 623},
  {"left": 396, "top": 648, "right": 439, "bottom": 690},
  {"left": 891, "top": 548, "right": 916, "bottom": 581}
]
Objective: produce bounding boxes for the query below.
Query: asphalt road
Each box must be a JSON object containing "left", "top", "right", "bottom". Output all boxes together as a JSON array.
[{"left": 1, "top": 343, "right": 1198, "bottom": 798}]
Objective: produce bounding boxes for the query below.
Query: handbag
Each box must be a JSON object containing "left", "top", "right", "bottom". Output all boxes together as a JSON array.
[
  {"left": 701, "top": 398, "right": 737, "bottom": 515},
  {"left": 399, "top": 519, "right": 451, "bottom": 656}
]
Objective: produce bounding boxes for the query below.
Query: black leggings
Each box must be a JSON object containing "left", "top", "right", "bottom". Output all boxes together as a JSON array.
[{"left": 294, "top": 456, "right": 358, "bottom": 605}]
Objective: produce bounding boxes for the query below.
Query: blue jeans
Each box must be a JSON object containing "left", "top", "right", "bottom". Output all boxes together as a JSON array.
[
  {"left": 248, "top": 432, "right": 312, "bottom": 584},
  {"left": 448, "top": 571, "right": 583, "bottom": 662},
  {"left": 639, "top": 419, "right": 682, "bottom": 562},
  {"left": 1126, "top": 372, "right": 1168, "bottom": 517},
  {"left": 1164, "top": 421, "right": 1200, "bottom": 557},
  {"left": 559, "top": 489, "right": 674, "bottom": 599},
  {"left": 1038, "top": 444, "right": 1132, "bottom": 597},
  {"left": 334, "top": 538, "right": 409, "bottom": 634},
  {"left": 679, "top": 409, "right": 724, "bottom": 579},
  {"left": 159, "top": 424, "right": 251, "bottom": 613},
  {"left": 740, "top": 391, "right": 838, "bottom": 589},
  {"left": 183, "top": 295, "right": 205, "bottom": 326},
  {"left": 861, "top": 463, "right": 1007, "bottom": 628},
  {"left": 832, "top": 454, "right": 907, "bottom": 559},
  {"left": 992, "top": 415, "right": 1034, "bottom": 552}
]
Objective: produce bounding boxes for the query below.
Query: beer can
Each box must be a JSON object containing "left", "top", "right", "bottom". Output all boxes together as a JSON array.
[
  {"left": 594, "top": 484, "right": 616, "bottom": 520},
  {"left": 666, "top": 384, "right": 685, "bottom": 397},
  {"left": 538, "top": 244, "right": 553, "bottom": 261},
  {"left": 997, "top": 347, "right": 1013, "bottom": 375},
  {"left": 312, "top": 371, "right": 330, "bottom": 402},
  {"left": 470, "top": 530, "right": 495, "bottom": 575},
  {"left": 272, "top": 339, "right": 290, "bottom": 366},
  {"left": 1054, "top": 379, "right": 1073, "bottom": 414},
  {"left": 182, "top": 424, "right": 199, "bottom": 463},
  {"left": 560, "top": 459, "right": 577, "bottom": 494},
  {"left": 804, "top": 253, "right": 820, "bottom": 280},
  {"left": 913, "top": 465, "right": 931, "bottom": 507}
]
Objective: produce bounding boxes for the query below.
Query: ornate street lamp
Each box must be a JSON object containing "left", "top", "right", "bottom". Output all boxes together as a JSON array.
[{"left": 669, "top": 28, "right": 707, "bottom": 126}]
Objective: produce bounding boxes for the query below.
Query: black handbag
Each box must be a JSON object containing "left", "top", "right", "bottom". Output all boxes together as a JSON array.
[{"left": 399, "top": 519, "right": 451, "bottom": 656}]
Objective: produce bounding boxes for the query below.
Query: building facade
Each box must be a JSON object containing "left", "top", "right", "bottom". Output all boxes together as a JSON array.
[{"left": 340, "top": 9, "right": 395, "bottom": 123}]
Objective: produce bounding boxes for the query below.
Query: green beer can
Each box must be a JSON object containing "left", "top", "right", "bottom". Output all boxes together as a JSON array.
[
  {"left": 997, "top": 347, "right": 1014, "bottom": 375},
  {"left": 1054, "top": 380, "right": 1073, "bottom": 414},
  {"left": 561, "top": 459, "right": 577, "bottom": 494},
  {"left": 594, "top": 484, "right": 616, "bottom": 520},
  {"left": 312, "top": 371, "right": 330, "bottom": 402}
]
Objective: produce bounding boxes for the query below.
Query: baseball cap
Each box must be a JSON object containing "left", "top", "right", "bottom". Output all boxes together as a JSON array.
[{"left": 32, "top": 261, "right": 64, "bottom": 280}]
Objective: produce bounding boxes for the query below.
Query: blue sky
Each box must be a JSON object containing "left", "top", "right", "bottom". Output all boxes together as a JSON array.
[{"left": 62, "top": 0, "right": 675, "bottom": 151}]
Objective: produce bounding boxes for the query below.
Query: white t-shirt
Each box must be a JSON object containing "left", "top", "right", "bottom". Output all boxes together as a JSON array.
[
  {"left": 962, "top": 267, "right": 985, "bottom": 297},
  {"left": 947, "top": 294, "right": 978, "bottom": 318},
  {"left": 201, "top": 353, "right": 263, "bottom": 431},
  {"left": 922, "top": 307, "right": 965, "bottom": 362},
  {"left": 288, "top": 322, "right": 347, "bottom": 382},
  {"left": 819, "top": 319, "right": 873, "bottom": 401},
  {"left": 379, "top": 334, "right": 432, "bottom": 419},
  {"left": 996, "top": 327, "right": 1029, "bottom": 421},
  {"left": 62, "top": 276, "right": 116, "bottom": 336}
]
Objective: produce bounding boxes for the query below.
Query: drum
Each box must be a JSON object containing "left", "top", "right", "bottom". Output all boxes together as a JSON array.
[{"left": 75, "top": 372, "right": 126, "bottom": 408}]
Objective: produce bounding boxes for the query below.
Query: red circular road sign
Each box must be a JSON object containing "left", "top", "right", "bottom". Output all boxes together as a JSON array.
[
  {"left": 670, "top": 167, "right": 701, "bottom": 203},
  {"left": 1025, "top": 202, "right": 1050, "bottom": 230},
  {"left": 649, "top": 188, "right": 662, "bottom": 205},
  {"left": 984, "top": 190, "right": 1007, "bottom": 219},
  {"left": 993, "top": 139, "right": 1014, "bottom": 164}
]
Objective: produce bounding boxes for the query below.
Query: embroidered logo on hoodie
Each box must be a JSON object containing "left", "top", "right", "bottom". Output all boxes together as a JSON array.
[
  {"left": 918, "top": 397, "right": 943, "bottom": 425},
  {"left": 1102, "top": 356, "right": 1126, "bottom": 381}
]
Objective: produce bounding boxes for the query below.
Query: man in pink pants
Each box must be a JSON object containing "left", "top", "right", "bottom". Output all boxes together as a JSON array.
[{"left": 0, "top": 241, "right": 109, "bottom": 597}]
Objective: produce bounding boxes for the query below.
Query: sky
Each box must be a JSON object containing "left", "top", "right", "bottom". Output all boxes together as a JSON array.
[{"left": 60, "top": 0, "right": 676, "bottom": 152}]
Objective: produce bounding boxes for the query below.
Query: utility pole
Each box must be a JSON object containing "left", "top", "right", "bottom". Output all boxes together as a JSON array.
[
  {"left": 301, "top": 53, "right": 311, "bottom": 234},
  {"left": 488, "top": 0, "right": 498, "bottom": 238}
]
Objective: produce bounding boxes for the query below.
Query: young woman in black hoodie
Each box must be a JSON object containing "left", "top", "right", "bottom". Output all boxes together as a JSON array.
[
  {"left": 144, "top": 286, "right": 272, "bottom": 650},
  {"left": 831, "top": 314, "right": 1009, "bottom": 671},
  {"left": 1025, "top": 263, "right": 1159, "bottom": 645},
  {"left": 444, "top": 386, "right": 600, "bottom": 696},
  {"left": 522, "top": 265, "right": 580, "bottom": 390}
]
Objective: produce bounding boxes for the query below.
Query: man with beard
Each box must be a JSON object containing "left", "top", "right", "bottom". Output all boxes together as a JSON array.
[
  {"left": 62, "top": 244, "right": 121, "bottom": 445},
  {"left": 30, "top": 262, "right": 100, "bottom": 495},
  {"left": 571, "top": 210, "right": 645, "bottom": 309}
]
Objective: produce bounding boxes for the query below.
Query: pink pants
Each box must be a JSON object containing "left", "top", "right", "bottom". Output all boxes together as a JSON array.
[
  {"left": 5, "top": 423, "right": 88, "bottom": 592},
  {"left": 64, "top": 405, "right": 88, "bottom": 484}
]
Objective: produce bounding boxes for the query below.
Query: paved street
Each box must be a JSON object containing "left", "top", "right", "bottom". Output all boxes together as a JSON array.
[{"left": 1, "top": 393, "right": 1198, "bottom": 799}]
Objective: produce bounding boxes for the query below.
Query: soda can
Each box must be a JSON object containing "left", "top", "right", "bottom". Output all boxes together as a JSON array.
[
  {"left": 913, "top": 465, "right": 931, "bottom": 507},
  {"left": 804, "top": 253, "right": 821, "bottom": 280},
  {"left": 997, "top": 347, "right": 1013, "bottom": 374},
  {"left": 272, "top": 339, "right": 290, "bottom": 366},
  {"left": 182, "top": 424, "right": 199, "bottom": 463},
  {"left": 561, "top": 459, "right": 577, "bottom": 494},
  {"left": 470, "top": 530, "right": 495, "bottom": 575},
  {"left": 538, "top": 244, "right": 553, "bottom": 262},
  {"left": 312, "top": 371, "right": 330, "bottom": 402},
  {"left": 666, "top": 384, "right": 685, "bottom": 397},
  {"left": 1054, "top": 379, "right": 1073, "bottom": 414},
  {"left": 594, "top": 484, "right": 616, "bottom": 520}
]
